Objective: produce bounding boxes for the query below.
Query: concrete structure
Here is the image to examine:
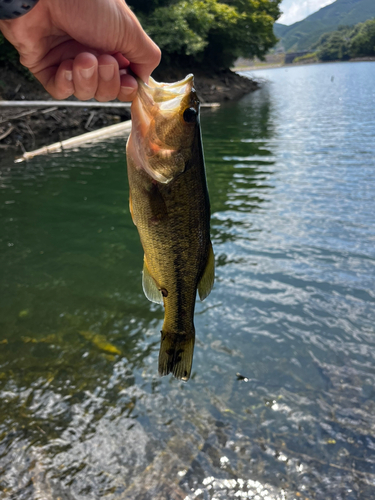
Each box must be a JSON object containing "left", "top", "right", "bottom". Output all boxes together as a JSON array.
[{"left": 285, "top": 51, "right": 310, "bottom": 64}]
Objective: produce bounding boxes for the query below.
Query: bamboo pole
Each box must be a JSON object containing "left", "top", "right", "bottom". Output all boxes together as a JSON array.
[
  {"left": 1, "top": 100, "right": 131, "bottom": 108},
  {"left": 0, "top": 100, "right": 220, "bottom": 108}
]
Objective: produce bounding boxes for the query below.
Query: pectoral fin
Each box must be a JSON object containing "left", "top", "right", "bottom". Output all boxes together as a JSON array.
[
  {"left": 198, "top": 242, "right": 215, "bottom": 301},
  {"left": 142, "top": 258, "right": 163, "bottom": 305}
]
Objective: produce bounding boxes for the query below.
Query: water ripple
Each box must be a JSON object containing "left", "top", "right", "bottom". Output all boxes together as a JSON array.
[{"left": 1, "top": 62, "right": 375, "bottom": 499}]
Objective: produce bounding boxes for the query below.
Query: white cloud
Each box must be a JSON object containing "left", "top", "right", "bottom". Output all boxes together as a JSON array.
[{"left": 278, "top": 0, "right": 336, "bottom": 26}]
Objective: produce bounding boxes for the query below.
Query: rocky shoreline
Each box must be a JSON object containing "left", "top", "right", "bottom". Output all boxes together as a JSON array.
[{"left": 0, "top": 66, "right": 258, "bottom": 164}]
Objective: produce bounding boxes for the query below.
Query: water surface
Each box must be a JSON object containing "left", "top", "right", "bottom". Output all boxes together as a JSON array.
[{"left": 1, "top": 61, "right": 375, "bottom": 499}]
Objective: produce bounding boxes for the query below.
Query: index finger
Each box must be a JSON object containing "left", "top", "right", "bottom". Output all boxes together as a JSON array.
[{"left": 118, "top": 9, "right": 161, "bottom": 83}]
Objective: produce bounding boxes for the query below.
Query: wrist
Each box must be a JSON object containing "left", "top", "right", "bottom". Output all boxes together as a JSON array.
[{"left": 0, "top": 0, "right": 39, "bottom": 20}]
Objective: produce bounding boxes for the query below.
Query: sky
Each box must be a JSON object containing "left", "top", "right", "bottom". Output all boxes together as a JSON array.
[{"left": 278, "top": 0, "right": 336, "bottom": 25}]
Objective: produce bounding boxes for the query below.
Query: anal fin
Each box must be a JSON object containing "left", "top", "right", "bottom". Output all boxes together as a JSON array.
[
  {"left": 142, "top": 258, "right": 163, "bottom": 305},
  {"left": 198, "top": 242, "right": 215, "bottom": 301}
]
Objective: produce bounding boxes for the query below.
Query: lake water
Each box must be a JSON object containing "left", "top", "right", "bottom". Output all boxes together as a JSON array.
[{"left": 1, "top": 61, "right": 375, "bottom": 499}]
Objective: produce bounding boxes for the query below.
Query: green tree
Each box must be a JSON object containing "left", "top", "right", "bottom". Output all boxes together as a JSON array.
[
  {"left": 317, "top": 26, "right": 352, "bottom": 61},
  {"left": 313, "top": 19, "right": 375, "bottom": 61},
  {"left": 129, "top": 0, "right": 281, "bottom": 70},
  {"left": 350, "top": 19, "right": 375, "bottom": 57}
]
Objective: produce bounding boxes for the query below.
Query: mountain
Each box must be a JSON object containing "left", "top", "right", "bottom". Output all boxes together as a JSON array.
[
  {"left": 274, "top": 23, "right": 289, "bottom": 38},
  {"left": 275, "top": 0, "right": 375, "bottom": 52}
]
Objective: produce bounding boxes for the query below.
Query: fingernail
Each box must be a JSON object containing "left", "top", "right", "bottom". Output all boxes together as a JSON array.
[
  {"left": 80, "top": 66, "right": 95, "bottom": 79},
  {"left": 65, "top": 70, "right": 73, "bottom": 81},
  {"left": 121, "top": 86, "right": 136, "bottom": 94},
  {"left": 99, "top": 64, "right": 115, "bottom": 82}
]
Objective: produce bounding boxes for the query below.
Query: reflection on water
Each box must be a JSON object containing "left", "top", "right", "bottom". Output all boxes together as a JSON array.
[{"left": 1, "top": 62, "right": 375, "bottom": 499}]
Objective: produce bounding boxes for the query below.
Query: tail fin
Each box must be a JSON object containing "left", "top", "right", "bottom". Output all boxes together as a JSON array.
[{"left": 158, "top": 331, "right": 195, "bottom": 381}]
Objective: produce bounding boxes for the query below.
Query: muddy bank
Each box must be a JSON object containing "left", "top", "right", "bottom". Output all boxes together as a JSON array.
[
  {"left": 0, "top": 66, "right": 258, "bottom": 163},
  {"left": 0, "top": 66, "right": 131, "bottom": 164}
]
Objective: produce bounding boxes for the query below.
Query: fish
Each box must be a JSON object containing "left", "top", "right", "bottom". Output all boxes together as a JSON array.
[{"left": 126, "top": 74, "right": 214, "bottom": 381}]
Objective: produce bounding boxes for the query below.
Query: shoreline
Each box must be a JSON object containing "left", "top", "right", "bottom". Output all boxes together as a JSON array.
[{"left": 235, "top": 56, "right": 375, "bottom": 72}]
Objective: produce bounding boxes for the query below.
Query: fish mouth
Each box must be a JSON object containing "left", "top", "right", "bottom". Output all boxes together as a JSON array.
[
  {"left": 129, "top": 74, "right": 198, "bottom": 184},
  {"left": 131, "top": 74, "right": 196, "bottom": 143},
  {"left": 138, "top": 74, "right": 195, "bottom": 111}
]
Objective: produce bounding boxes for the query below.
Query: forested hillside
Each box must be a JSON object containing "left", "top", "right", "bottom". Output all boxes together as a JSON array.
[
  {"left": 315, "top": 18, "right": 375, "bottom": 60},
  {"left": 275, "top": 0, "right": 375, "bottom": 52}
]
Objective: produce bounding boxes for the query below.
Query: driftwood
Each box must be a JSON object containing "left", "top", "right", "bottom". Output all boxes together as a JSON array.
[{"left": 16, "top": 119, "right": 132, "bottom": 162}]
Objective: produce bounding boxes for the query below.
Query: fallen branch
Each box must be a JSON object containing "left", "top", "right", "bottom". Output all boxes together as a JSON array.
[
  {"left": 0, "top": 108, "right": 41, "bottom": 124},
  {"left": 0, "top": 125, "right": 14, "bottom": 141}
]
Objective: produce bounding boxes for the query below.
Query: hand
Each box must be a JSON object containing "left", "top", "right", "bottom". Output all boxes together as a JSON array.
[{"left": 0, "top": 0, "right": 161, "bottom": 101}]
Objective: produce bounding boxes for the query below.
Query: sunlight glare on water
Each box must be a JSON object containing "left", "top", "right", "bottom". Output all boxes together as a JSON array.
[{"left": 0, "top": 62, "right": 375, "bottom": 499}]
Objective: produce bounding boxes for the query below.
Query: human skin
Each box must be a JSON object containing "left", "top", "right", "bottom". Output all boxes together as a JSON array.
[{"left": 0, "top": 0, "right": 161, "bottom": 101}]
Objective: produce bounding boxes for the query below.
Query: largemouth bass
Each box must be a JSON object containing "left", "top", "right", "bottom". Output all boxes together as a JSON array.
[{"left": 126, "top": 74, "right": 214, "bottom": 381}]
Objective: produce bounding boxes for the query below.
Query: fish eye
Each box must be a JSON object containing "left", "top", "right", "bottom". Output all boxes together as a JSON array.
[{"left": 183, "top": 107, "right": 197, "bottom": 123}]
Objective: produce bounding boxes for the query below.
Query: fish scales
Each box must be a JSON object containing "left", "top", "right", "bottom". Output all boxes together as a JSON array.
[{"left": 126, "top": 74, "right": 214, "bottom": 381}]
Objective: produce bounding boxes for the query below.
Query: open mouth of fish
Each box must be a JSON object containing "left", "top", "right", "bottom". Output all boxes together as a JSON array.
[{"left": 129, "top": 74, "right": 200, "bottom": 184}]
